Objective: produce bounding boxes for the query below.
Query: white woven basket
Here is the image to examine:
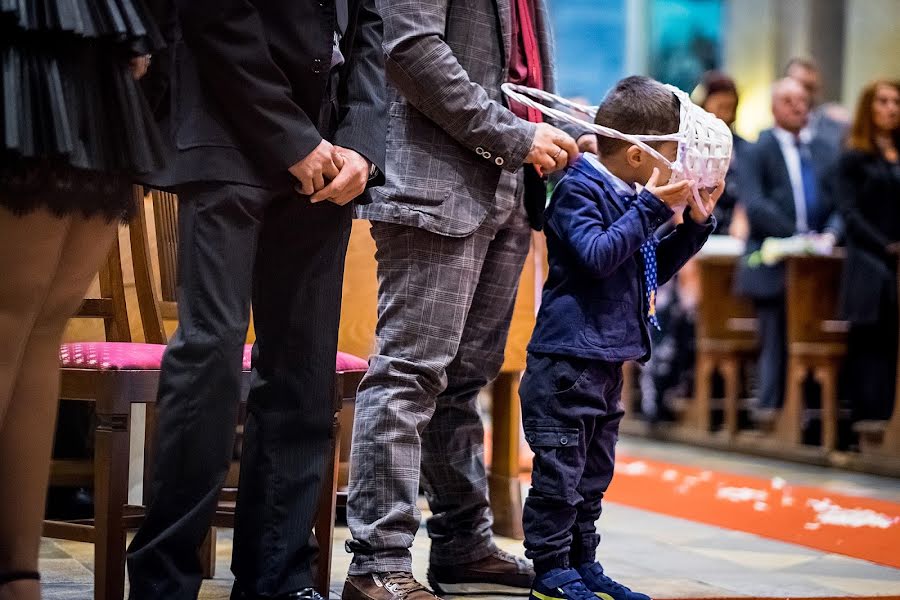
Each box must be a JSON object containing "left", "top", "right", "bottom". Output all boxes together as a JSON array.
[{"left": 502, "top": 83, "right": 733, "bottom": 205}]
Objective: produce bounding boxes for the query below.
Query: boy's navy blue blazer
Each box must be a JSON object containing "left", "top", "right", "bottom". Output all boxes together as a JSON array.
[{"left": 528, "top": 155, "right": 715, "bottom": 363}]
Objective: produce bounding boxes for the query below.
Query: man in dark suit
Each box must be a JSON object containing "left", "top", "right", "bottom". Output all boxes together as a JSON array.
[
  {"left": 785, "top": 57, "right": 850, "bottom": 154},
  {"left": 735, "top": 77, "right": 841, "bottom": 414},
  {"left": 126, "top": 2, "right": 386, "bottom": 599}
]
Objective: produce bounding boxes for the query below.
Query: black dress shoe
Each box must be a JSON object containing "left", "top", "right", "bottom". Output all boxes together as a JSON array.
[{"left": 231, "top": 586, "right": 325, "bottom": 600}]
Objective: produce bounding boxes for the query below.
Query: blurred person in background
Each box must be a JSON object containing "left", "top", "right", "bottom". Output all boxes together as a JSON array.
[
  {"left": 0, "top": 2, "right": 162, "bottom": 598},
  {"left": 785, "top": 57, "right": 850, "bottom": 154},
  {"left": 836, "top": 79, "right": 900, "bottom": 423},
  {"left": 691, "top": 70, "right": 750, "bottom": 235},
  {"left": 639, "top": 72, "right": 750, "bottom": 423},
  {"left": 735, "top": 77, "right": 843, "bottom": 418}
]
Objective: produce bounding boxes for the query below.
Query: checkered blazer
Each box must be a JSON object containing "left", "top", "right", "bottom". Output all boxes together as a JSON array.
[{"left": 356, "top": 0, "right": 557, "bottom": 236}]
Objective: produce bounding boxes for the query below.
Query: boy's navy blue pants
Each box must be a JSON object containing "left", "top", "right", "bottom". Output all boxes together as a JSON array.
[{"left": 519, "top": 353, "right": 625, "bottom": 574}]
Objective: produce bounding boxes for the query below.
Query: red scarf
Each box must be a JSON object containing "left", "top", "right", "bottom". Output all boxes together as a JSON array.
[{"left": 508, "top": 0, "right": 544, "bottom": 124}]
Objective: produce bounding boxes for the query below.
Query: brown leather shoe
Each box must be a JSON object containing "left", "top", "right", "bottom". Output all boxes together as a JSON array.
[
  {"left": 427, "top": 549, "right": 534, "bottom": 596},
  {"left": 342, "top": 573, "right": 442, "bottom": 600}
]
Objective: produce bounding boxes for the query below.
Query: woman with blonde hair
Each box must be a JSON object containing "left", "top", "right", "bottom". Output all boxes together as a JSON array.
[
  {"left": 837, "top": 79, "right": 900, "bottom": 424},
  {"left": 0, "top": 2, "right": 162, "bottom": 597}
]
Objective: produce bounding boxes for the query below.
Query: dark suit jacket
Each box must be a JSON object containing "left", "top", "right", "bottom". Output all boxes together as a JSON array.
[
  {"left": 836, "top": 147, "right": 900, "bottom": 324},
  {"left": 527, "top": 156, "right": 714, "bottom": 363},
  {"left": 142, "top": 0, "right": 386, "bottom": 191},
  {"left": 734, "top": 128, "right": 842, "bottom": 299}
]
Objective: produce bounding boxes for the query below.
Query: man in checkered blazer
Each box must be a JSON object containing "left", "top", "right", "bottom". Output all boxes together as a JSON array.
[{"left": 344, "top": 0, "right": 583, "bottom": 599}]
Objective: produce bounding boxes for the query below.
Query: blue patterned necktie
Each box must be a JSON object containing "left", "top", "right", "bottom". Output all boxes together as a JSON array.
[
  {"left": 795, "top": 137, "right": 821, "bottom": 230},
  {"left": 624, "top": 193, "right": 661, "bottom": 330}
]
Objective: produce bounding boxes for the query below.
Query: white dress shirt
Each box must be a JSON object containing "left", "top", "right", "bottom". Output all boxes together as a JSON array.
[{"left": 772, "top": 127, "right": 813, "bottom": 232}]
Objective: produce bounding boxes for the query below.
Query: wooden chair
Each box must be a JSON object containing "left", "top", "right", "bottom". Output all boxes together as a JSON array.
[
  {"left": 46, "top": 187, "right": 163, "bottom": 600},
  {"left": 774, "top": 253, "right": 848, "bottom": 451},
  {"left": 131, "top": 190, "right": 367, "bottom": 594},
  {"left": 685, "top": 254, "right": 757, "bottom": 437},
  {"left": 44, "top": 188, "right": 365, "bottom": 600}
]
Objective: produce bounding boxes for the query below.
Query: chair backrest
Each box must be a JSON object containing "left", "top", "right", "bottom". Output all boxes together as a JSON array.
[
  {"left": 695, "top": 254, "right": 756, "bottom": 343},
  {"left": 129, "top": 194, "right": 541, "bottom": 371},
  {"left": 130, "top": 190, "right": 179, "bottom": 345},
  {"left": 70, "top": 187, "right": 140, "bottom": 343},
  {"left": 784, "top": 253, "right": 846, "bottom": 347}
]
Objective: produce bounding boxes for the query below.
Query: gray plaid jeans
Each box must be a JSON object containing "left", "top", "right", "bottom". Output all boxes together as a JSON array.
[{"left": 346, "top": 171, "right": 531, "bottom": 574}]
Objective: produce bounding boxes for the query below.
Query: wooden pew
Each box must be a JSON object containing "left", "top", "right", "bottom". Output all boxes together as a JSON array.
[
  {"left": 686, "top": 253, "right": 757, "bottom": 437},
  {"left": 774, "top": 253, "right": 848, "bottom": 451},
  {"left": 338, "top": 221, "right": 541, "bottom": 539}
]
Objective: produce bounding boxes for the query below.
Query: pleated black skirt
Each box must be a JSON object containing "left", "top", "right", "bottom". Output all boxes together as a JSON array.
[{"left": 0, "top": 0, "right": 164, "bottom": 220}]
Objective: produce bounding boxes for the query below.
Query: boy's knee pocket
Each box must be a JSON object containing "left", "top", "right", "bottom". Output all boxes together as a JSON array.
[{"left": 525, "top": 426, "right": 583, "bottom": 500}]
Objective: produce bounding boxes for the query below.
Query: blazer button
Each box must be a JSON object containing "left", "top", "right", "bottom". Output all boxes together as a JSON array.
[
  {"left": 495, "top": 157, "right": 505, "bottom": 166},
  {"left": 475, "top": 147, "right": 485, "bottom": 156},
  {"left": 483, "top": 151, "right": 492, "bottom": 159},
  {"left": 312, "top": 58, "right": 324, "bottom": 73}
]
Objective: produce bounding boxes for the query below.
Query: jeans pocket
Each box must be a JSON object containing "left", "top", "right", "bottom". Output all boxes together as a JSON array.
[{"left": 551, "top": 358, "right": 591, "bottom": 396}]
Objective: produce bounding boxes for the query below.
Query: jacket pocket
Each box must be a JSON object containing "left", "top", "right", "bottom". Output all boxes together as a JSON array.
[
  {"left": 381, "top": 101, "right": 457, "bottom": 206},
  {"left": 584, "top": 299, "right": 628, "bottom": 347},
  {"left": 173, "top": 42, "right": 240, "bottom": 151}
]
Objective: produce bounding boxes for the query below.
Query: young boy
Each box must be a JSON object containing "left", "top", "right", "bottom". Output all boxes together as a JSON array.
[{"left": 520, "top": 76, "right": 724, "bottom": 600}]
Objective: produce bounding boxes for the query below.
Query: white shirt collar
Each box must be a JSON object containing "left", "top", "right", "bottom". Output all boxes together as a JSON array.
[
  {"left": 583, "top": 154, "right": 637, "bottom": 198},
  {"left": 773, "top": 126, "right": 811, "bottom": 146}
]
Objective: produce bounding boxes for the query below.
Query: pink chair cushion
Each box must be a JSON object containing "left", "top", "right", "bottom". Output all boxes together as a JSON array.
[
  {"left": 336, "top": 351, "right": 369, "bottom": 373},
  {"left": 59, "top": 342, "right": 368, "bottom": 373},
  {"left": 59, "top": 342, "right": 166, "bottom": 370}
]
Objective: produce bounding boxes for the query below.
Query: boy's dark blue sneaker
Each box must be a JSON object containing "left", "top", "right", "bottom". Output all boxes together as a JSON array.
[
  {"left": 577, "top": 562, "right": 650, "bottom": 600},
  {"left": 529, "top": 568, "right": 596, "bottom": 600}
]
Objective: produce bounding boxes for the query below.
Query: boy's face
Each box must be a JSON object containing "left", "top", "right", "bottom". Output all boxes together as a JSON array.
[{"left": 627, "top": 140, "right": 678, "bottom": 186}]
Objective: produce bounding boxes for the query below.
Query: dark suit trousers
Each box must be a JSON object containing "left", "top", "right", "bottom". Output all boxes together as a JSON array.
[
  {"left": 755, "top": 299, "right": 786, "bottom": 410},
  {"left": 126, "top": 181, "right": 352, "bottom": 599}
]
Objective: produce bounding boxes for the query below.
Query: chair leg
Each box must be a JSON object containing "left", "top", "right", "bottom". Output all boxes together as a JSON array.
[
  {"left": 93, "top": 412, "right": 130, "bottom": 600},
  {"left": 488, "top": 372, "right": 524, "bottom": 540},
  {"left": 722, "top": 357, "right": 740, "bottom": 438},
  {"left": 817, "top": 364, "right": 839, "bottom": 452},
  {"left": 689, "top": 355, "right": 714, "bottom": 432},
  {"left": 775, "top": 358, "right": 805, "bottom": 446},
  {"left": 314, "top": 391, "right": 342, "bottom": 597},
  {"left": 199, "top": 527, "right": 216, "bottom": 579},
  {"left": 142, "top": 404, "right": 159, "bottom": 506}
]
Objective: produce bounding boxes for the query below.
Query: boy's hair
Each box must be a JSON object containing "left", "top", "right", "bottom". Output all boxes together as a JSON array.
[{"left": 593, "top": 76, "right": 681, "bottom": 157}]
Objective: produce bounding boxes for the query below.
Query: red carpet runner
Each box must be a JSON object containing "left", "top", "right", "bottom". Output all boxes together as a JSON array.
[{"left": 604, "top": 455, "right": 900, "bottom": 570}]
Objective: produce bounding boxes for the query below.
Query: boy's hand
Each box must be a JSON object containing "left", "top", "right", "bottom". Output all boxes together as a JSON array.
[
  {"left": 641, "top": 167, "right": 693, "bottom": 209},
  {"left": 688, "top": 180, "right": 726, "bottom": 224}
]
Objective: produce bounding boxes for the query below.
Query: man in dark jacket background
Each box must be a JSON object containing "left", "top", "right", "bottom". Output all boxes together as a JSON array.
[
  {"left": 735, "top": 77, "right": 841, "bottom": 416},
  {"left": 127, "top": 1, "right": 386, "bottom": 599}
]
